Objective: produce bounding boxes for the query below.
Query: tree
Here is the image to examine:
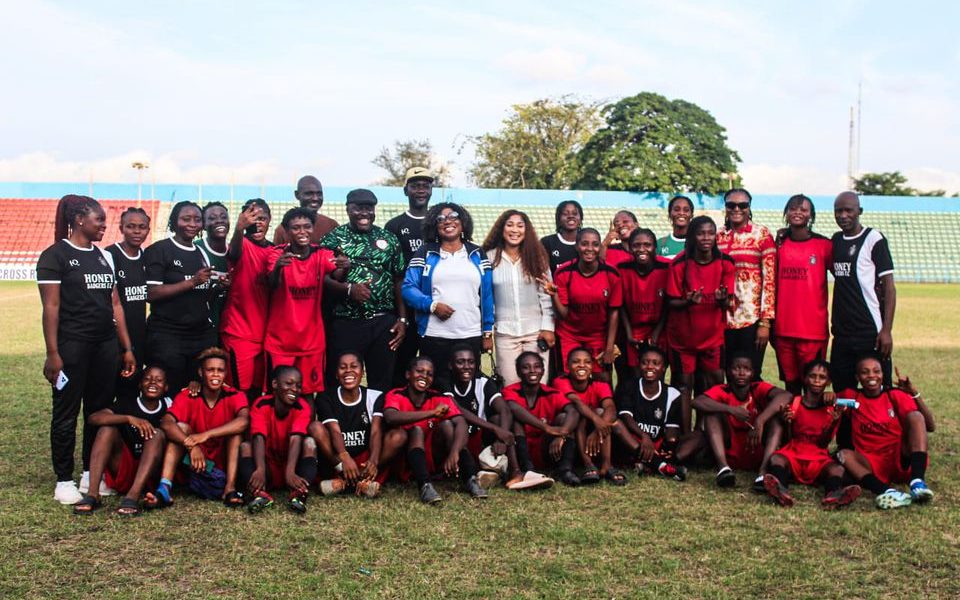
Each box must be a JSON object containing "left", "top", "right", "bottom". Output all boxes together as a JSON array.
[
  {"left": 574, "top": 92, "right": 740, "bottom": 194},
  {"left": 372, "top": 139, "right": 452, "bottom": 187},
  {"left": 852, "top": 171, "right": 915, "bottom": 196},
  {"left": 466, "top": 96, "right": 602, "bottom": 189}
]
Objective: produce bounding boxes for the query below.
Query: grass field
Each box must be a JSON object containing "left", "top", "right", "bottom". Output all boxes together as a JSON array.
[{"left": 1, "top": 281, "right": 958, "bottom": 599}]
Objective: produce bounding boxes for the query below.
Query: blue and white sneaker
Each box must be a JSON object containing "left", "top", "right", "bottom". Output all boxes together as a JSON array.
[
  {"left": 875, "top": 488, "right": 912, "bottom": 510},
  {"left": 909, "top": 479, "right": 934, "bottom": 504}
]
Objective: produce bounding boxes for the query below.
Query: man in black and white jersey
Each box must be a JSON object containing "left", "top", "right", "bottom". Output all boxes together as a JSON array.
[{"left": 830, "top": 191, "right": 897, "bottom": 392}]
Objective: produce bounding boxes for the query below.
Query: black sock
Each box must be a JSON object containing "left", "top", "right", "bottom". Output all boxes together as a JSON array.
[
  {"left": 823, "top": 476, "right": 842, "bottom": 493},
  {"left": 407, "top": 448, "right": 430, "bottom": 487},
  {"left": 237, "top": 456, "right": 255, "bottom": 493},
  {"left": 909, "top": 452, "right": 927, "bottom": 482},
  {"left": 516, "top": 437, "right": 535, "bottom": 472},
  {"left": 296, "top": 456, "right": 317, "bottom": 485},
  {"left": 458, "top": 449, "right": 477, "bottom": 484},
  {"left": 558, "top": 438, "right": 577, "bottom": 472},
  {"left": 767, "top": 463, "right": 790, "bottom": 486},
  {"left": 861, "top": 473, "right": 889, "bottom": 496}
]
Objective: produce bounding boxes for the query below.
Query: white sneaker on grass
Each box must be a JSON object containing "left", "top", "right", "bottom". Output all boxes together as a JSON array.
[
  {"left": 875, "top": 488, "right": 912, "bottom": 510},
  {"left": 79, "top": 471, "right": 116, "bottom": 496},
  {"left": 54, "top": 481, "right": 83, "bottom": 505}
]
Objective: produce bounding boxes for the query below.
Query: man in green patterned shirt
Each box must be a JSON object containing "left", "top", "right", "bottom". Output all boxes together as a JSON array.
[{"left": 320, "top": 189, "right": 408, "bottom": 392}]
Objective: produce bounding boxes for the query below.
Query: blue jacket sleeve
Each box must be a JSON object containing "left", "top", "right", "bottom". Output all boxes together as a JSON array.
[
  {"left": 480, "top": 260, "right": 495, "bottom": 333},
  {"left": 401, "top": 255, "right": 433, "bottom": 313}
]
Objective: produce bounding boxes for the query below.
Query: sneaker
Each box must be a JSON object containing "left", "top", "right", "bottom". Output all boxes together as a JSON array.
[
  {"left": 465, "top": 475, "right": 489, "bottom": 499},
  {"left": 716, "top": 467, "right": 736, "bottom": 488},
  {"left": 287, "top": 492, "right": 307, "bottom": 514},
  {"left": 657, "top": 462, "right": 688, "bottom": 482},
  {"left": 355, "top": 480, "right": 381, "bottom": 499},
  {"left": 247, "top": 491, "right": 274, "bottom": 514},
  {"left": 821, "top": 485, "right": 861, "bottom": 510},
  {"left": 99, "top": 480, "right": 117, "bottom": 497},
  {"left": 419, "top": 482, "right": 442, "bottom": 505},
  {"left": 762, "top": 474, "right": 795, "bottom": 507},
  {"left": 909, "top": 479, "right": 934, "bottom": 504},
  {"left": 476, "top": 470, "right": 501, "bottom": 490},
  {"left": 79, "top": 472, "right": 116, "bottom": 496},
  {"left": 507, "top": 471, "right": 554, "bottom": 491},
  {"left": 752, "top": 475, "right": 766, "bottom": 494},
  {"left": 54, "top": 481, "right": 83, "bottom": 505},
  {"left": 319, "top": 478, "right": 347, "bottom": 496},
  {"left": 875, "top": 488, "right": 912, "bottom": 510}
]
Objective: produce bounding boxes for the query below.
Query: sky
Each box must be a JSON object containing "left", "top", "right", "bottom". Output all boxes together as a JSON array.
[{"left": 1, "top": 0, "right": 958, "bottom": 194}]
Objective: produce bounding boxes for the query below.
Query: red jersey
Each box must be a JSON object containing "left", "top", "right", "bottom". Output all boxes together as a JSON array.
[
  {"left": 551, "top": 376, "right": 613, "bottom": 410},
  {"left": 666, "top": 252, "right": 735, "bottom": 350},
  {"left": 784, "top": 397, "right": 837, "bottom": 456},
  {"left": 604, "top": 245, "right": 632, "bottom": 271},
  {"left": 502, "top": 382, "right": 570, "bottom": 427},
  {"left": 839, "top": 388, "right": 918, "bottom": 458},
  {"left": 554, "top": 261, "right": 622, "bottom": 342},
  {"left": 168, "top": 387, "right": 248, "bottom": 456},
  {"left": 704, "top": 381, "right": 775, "bottom": 431},
  {"left": 249, "top": 395, "right": 312, "bottom": 461},
  {"left": 775, "top": 234, "right": 832, "bottom": 341},
  {"left": 220, "top": 237, "right": 273, "bottom": 342},
  {"left": 383, "top": 388, "right": 461, "bottom": 430},
  {"left": 264, "top": 245, "right": 337, "bottom": 355},
  {"left": 618, "top": 260, "right": 669, "bottom": 333}
]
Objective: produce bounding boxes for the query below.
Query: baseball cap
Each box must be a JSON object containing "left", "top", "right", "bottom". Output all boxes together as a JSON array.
[
  {"left": 404, "top": 167, "right": 434, "bottom": 185},
  {"left": 345, "top": 188, "right": 378, "bottom": 206}
]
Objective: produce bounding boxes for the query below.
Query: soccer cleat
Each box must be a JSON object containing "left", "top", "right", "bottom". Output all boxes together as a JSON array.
[
  {"left": 763, "top": 474, "right": 795, "bottom": 507},
  {"left": 247, "top": 491, "right": 274, "bottom": 514},
  {"left": 909, "top": 480, "right": 934, "bottom": 504},
  {"left": 355, "top": 480, "right": 381, "bottom": 499},
  {"left": 54, "top": 481, "right": 83, "bottom": 505},
  {"left": 507, "top": 471, "right": 554, "bottom": 491},
  {"left": 821, "top": 485, "right": 862, "bottom": 510},
  {"left": 419, "top": 482, "right": 442, "bottom": 505},
  {"left": 319, "top": 478, "right": 347, "bottom": 496},
  {"left": 476, "top": 469, "right": 501, "bottom": 490},
  {"left": 752, "top": 475, "right": 766, "bottom": 494},
  {"left": 716, "top": 467, "right": 736, "bottom": 488},
  {"left": 875, "top": 488, "right": 912, "bottom": 510},
  {"left": 657, "top": 462, "right": 687, "bottom": 482},
  {"left": 465, "top": 475, "right": 489, "bottom": 499},
  {"left": 287, "top": 492, "right": 307, "bottom": 514}
]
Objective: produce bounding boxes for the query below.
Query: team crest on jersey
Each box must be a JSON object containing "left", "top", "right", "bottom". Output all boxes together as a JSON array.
[
  {"left": 654, "top": 407, "right": 663, "bottom": 420},
  {"left": 98, "top": 255, "right": 108, "bottom": 267},
  {"left": 657, "top": 289, "right": 665, "bottom": 297},
  {"left": 174, "top": 259, "right": 183, "bottom": 267},
  {"left": 888, "top": 408, "right": 896, "bottom": 418},
  {"left": 68, "top": 259, "right": 80, "bottom": 267},
  {"left": 602, "top": 288, "right": 609, "bottom": 297},
  {"left": 809, "top": 254, "right": 817, "bottom": 265},
  {"left": 375, "top": 239, "right": 388, "bottom": 250},
  {"left": 361, "top": 410, "right": 370, "bottom": 425},
  {"left": 848, "top": 245, "right": 857, "bottom": 257}
]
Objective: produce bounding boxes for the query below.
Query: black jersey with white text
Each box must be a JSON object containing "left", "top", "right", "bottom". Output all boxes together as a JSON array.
[
  {"left": 112, "top": 394, "right": 173, "bottom": 457},
  {"left": 541, "top": 233, "right": 579, "bottom": 274},
  {"left": 316, "top": 387, "right": 384, "bottom": 457},
  {"left": 36, "top": 240, "right": 116, "bottom": 342},
  {"left": 385, "top": 211, "right": 427, "bottom": 266},
  {"left": 444, "top": 376, "right": 502, "bottom": 434},
  {"left": 106, "top": 243, "right": 147, "bottom": 354},
  {"left": 143, "top": 238, "right": 213, "bottom": 333},
  {"left": 831, "top": 228, "right": 894, "bottom": 339},
  {"left": 615, "top": 380, "right": 681, "bottom": 441}
]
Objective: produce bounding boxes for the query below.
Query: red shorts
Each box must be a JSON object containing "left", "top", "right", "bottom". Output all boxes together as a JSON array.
[
  {"left": 104, "top": 444, "right": 139, "bottom": 494},
  {"left": 202, "top": 439, "right": 231, "bottom": 471},
  {"left": 774, "top": 337, "right": 828, "bottom": 383},
  {"left": 726, "top": 427, "right": 762, "bottom": 471},
  {"left": 467, "top": 429, "right": 483, "bottom": 458},
  {"left": 774, "top": 444, "right": 834, "bottom": 485},
  {"left": 350, "top": 449, "right": 390, "bottom": 485},
  {"left": 267, "top": 350, "right": 325, "bottom": 394},
  {"left": 222, "top": 333, "right": 266, "bottom": 393},
  {"left": 265, "top": 455, "right": 288, "bottom": 489},
  {"left": 557, "top": 334, "right": 605, "bottom": 374},
  {"left": 676, "top": 345, "right": 722, "bottom": 376},
  {"left": 859, "top": 449, "right": 916, "bottom": 485}
]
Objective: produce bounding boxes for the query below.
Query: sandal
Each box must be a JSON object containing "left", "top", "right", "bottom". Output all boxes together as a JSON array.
[
  {"left": 580, "top": 468, "right": 601, "bottom": 485},
  {"left": 150, "top": 483, "right": 173, "bottom": 509},
  {"left": 604, "top": 468, "right": 628, "bottom": 486},
  {"left": 223, "top": 490, "right": 245, "bottom": 508},
  {"left": 116, "top": 497, "right": 141, "bottom": 517},
  {"left": 73, "top": 495, "right": 101, "bottom": 515}
]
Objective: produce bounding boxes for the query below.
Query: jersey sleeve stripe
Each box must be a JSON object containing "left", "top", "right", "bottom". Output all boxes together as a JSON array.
[
  {"left": 36, "top": 279, "right": 61, "bottom": 284},
  {"left": 618, "top": 410, "right": 633, "bottom": 416},
  {"left": 877, "top": 269, "right": 894, "bottom": 277},
  {"left": 146, "top": 280, "right": 163, "bottom": 285},
  {"left": 321, "top": 418, "right": 338, "bottom": 424}
]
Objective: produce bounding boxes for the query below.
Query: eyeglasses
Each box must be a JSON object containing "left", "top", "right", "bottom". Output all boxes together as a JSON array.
[
  {"left": 436, "top": 212, "right": 461, "bottom": 223},
  {"left": 725, "top": 201, "right": 750, "bottom": 210}
]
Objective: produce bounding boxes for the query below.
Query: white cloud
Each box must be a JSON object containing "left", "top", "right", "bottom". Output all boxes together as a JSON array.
[
  {"left": 902, "top": 168, "right": 960, "bottom": 195},
  {"left": 739, "top": 163, "right": 849, "bottom": 195}
]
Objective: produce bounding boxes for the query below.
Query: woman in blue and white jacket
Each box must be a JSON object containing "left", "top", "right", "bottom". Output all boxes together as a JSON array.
[{"left": 402, "top": 202, "right": 495, "bottom": 391}]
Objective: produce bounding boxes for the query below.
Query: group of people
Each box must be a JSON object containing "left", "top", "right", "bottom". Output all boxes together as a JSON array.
[{"left": 37, "top": 167, "right": 936, "bottom": 516}]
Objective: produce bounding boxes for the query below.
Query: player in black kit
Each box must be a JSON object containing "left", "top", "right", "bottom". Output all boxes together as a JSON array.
[{"left": 107, "top": 207, "right": 150, "bottom": 399}]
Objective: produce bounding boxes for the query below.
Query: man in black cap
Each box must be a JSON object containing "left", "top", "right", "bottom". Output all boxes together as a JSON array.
[
  {"left": 385, "top": 167, "right": 434, "bottom": 386},
  {"left": 274, "top": 175, "right": 339, "bottom": 245},
  {"left": 320, "top": 189, "right": 408, "bottom": 392}
]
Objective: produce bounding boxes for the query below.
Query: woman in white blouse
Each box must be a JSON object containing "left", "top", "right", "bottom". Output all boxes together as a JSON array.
[{"left": 482, "top": 210, "right": 555, "bottom": 384}]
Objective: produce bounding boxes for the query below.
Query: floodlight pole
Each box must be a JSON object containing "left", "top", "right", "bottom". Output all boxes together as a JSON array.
[{"left": 132, "top": 161, "right": 149, "bottom": 207}]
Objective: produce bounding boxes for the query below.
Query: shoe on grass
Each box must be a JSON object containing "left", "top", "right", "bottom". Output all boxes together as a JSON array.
[
  {"left": 507, "top": 471, "right": 554, "bottom": 491},
  {"left": 476, "top": 469, "right": 501, "bottom": 490},
  {"left": 247, "top": 491, "right": 274, "bottom": 514},
  {"left": 762, "top": 474, "right": 795, "bottom": 507},
  {"left": 716, "top": 466, "right": 736, "bottom": 488},
  {"left": 465, "top": 475, "right": 489, "bottom": 499},
  {"left": 752, "top": 475, "right": 766, "bottom": 494},
  {"left": 821, "top": 485, "right": 861, "bottom": 509},
  {"left": 355, "top": 479, "right": 381, "bottom": 499},
  {"left": 55, "top": 481, "right": 83, "bottom": 505},
  {"left": 319, "top": 478, "right": 346, "bottom": 496},
  {"left": 420, "top": 482, "right": 442, "bottom": 505},
  {"left": 287, "top": 492, "right": 307, "bottom": 514},
  {"left": 909, "top": 479, "right": 934, "bottom": 504},
  {"left": 875, "top": 488, "right": 912, "bottom": 510},
  {"left": 657, "top": 462, "right": 687, "bottom": 482}
]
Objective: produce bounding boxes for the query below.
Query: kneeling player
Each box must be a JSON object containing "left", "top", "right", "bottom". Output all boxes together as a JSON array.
[
  {"left": 836, "top": 357, "right": 936, "bottom": 509},
  {"left": 383, "top": 357, "right": 487, "bottom": 504},
  {"left": 763, "top": 360, "right": 861, "bottom": 509},
  {"left": 156, "top": 347, "right": 249, "bottom": 507},
  {"left": 311, "top": 351, "right": 404, "bottom": 498},
  {"left": 75, "top": 366, "right": 172, "bottom": 516},
  {"left": 552, "top": 347, "right": 624, "bottom": 485},
  {"left": 238, "top": 365, "right": 317, "bottom": 513},
  {"left": 692, "top": 353, "right": 790, "bottom": 489},
  {"left": 504, "top": 352, "right": 581, "bottom": 486},
  {"left": 613, "top": 347, "right": 701, "bottom": 481}
]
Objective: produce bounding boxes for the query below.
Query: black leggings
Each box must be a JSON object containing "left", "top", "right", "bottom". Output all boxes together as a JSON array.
[
  {"left": 419, "top": 335, "right": 483, "bottom": 391},
  {"left": 145, "top": 327, "right": 217, "bottom": 395},
  {"left": 724, "top": 322, "right": 766, "bottom": 380},
  {"left": 51, "top": 337, "right": 119, "bottom": 481}
]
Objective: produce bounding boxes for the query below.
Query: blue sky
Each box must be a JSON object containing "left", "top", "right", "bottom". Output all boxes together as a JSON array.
[{"left": 1, "top": 0, "right": 957, "bottom": 193}]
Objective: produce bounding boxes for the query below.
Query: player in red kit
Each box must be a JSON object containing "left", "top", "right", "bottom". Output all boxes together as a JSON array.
[
  {"left": 265, "top": 208, "right": 348, "bottom": 397},
  {"left": 220, "top": 199, "right": 274, "bottom": 399},
  {"left": 836, "top": 356, "right": 936, "bottom": 509},
  {"left": 693, "top": 353, "right": 790, "bottom": 489},
  {"left": 762, "top": 359, "right": 861, "bottom": 509},
  {"left": 600, "top": 210, "right": 638, "bottom": 268},
  {"left": 618, "top": 228, "right": 669, "bottom": 376},
  {"left": 773, "top": 195, "right": 833, "bottom": 394},
  {"left": 666, "top": 216, "right": 736, "bottom": 433},
  {"left": 238, "top": 365, "right": 317, "bottom": 514}
]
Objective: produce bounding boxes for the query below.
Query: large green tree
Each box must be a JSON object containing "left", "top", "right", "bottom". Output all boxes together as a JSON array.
[
  {"left": 574, "top": 92, "right": 740, "bottom": 194},
  {"left": 372, "top": 139, "right": 452, "bottom": 187},
  {"left": 467, "top": 96, "right": 602, "bottom": 189}
]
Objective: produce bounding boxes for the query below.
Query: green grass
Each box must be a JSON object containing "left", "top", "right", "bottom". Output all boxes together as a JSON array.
[{"left": 1, "top": 281, "right": 958, "bottom": 599}]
